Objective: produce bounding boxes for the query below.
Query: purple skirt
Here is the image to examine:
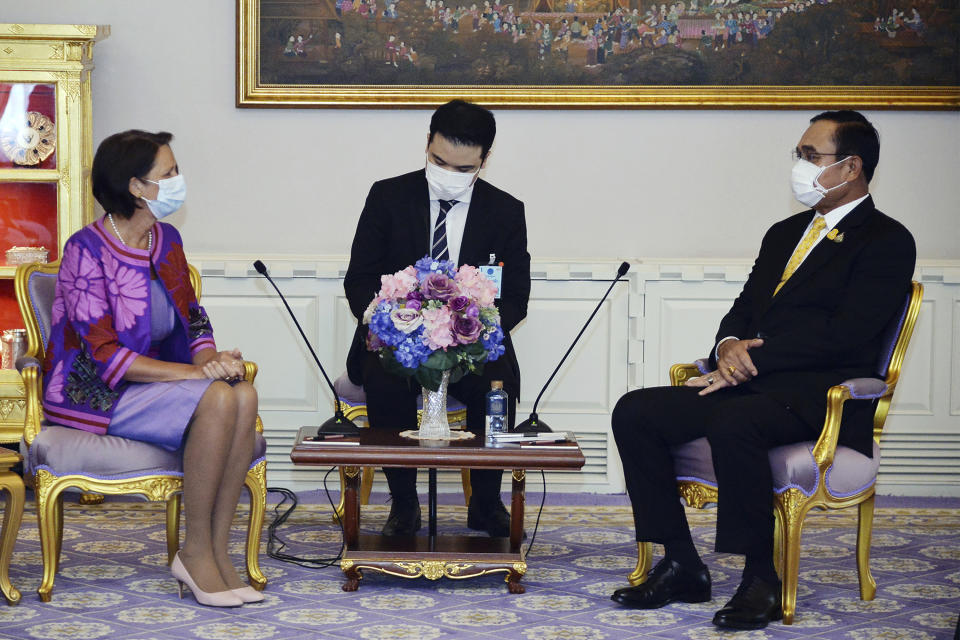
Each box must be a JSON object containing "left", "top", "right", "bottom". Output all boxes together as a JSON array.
[{"left": 109, "top": 378, "right": 215, "bottom": 451}]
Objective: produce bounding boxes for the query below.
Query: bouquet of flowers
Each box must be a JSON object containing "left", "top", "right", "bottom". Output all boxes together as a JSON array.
[{"left": 363, "top": 255, "right": 505, "bottom": 391}]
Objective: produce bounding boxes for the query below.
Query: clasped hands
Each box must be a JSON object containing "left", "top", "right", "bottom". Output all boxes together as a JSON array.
[
  {"left": 199, "top": 349, "right": 245, "bottom": 382},
  {"left": 683, "top": 338, "right": 763, "bottom": 396}
]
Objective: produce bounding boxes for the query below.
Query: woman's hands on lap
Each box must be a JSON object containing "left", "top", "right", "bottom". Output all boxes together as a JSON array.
[{"left": 197, "top": 349, "right": 245, "bottom": 381}]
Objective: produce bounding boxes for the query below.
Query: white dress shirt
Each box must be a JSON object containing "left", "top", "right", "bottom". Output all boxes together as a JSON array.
[
  {"left": 427, "top": 181, "right": 474, "bottom": 265},
  {"left": 715, "top": 195, "right": 869, "bottom": 359},
  {"left": 786, "top": 194, "right": 868, "bottom": 268}
]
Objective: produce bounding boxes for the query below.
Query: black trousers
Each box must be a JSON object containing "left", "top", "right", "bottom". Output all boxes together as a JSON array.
[
  {"left": 611, "top": 385, "right": 817, "bottom": 555},
  {"left": 361, "top": 351, "right": 518, "bottom": 504}
]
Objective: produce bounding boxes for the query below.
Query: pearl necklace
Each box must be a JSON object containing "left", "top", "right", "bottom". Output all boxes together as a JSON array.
[{"left": 107, "top": 213, "right": 152, "bottom": 253}]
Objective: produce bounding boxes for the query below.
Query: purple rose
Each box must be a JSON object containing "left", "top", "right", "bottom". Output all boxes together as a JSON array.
[
  {"left": 366, "top": 331, "right": 385, "bottom": 351},
  {"left": 423, "top": 273, "right": 459, "bottom": 301},
  {"left": 465, "top": 303, "right": 479, "bottom": 318},
  {"left": 449, "top": 295, "right": 471, "bottom": 312},
  {"left": 405, "top": 298, "right": 422, "bottom": 311},
  {"left": 452, "top": 315, "right": 482, "bottom": 344},
  {"left": 406, "top": 291, "right": 424, "bottom": 303}
]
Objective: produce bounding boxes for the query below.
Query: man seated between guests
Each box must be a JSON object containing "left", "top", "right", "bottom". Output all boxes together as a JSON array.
[
  {"left": 609, "top": 110, "right": 915, "bottom": 630},
  {"left": 343, "top": 100, "right": 531, "bottom": 537}
]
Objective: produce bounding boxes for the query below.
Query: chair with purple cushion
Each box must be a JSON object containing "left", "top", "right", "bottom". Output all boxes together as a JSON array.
[
  {"left": 627, "top": 281, "right": 923, "bottom": 625},
  {"left": 332, "top": 373, "right": 472, "bottom": 517},
  {"left": 14, "top": 261, "right": 268, "bottom": 602}
]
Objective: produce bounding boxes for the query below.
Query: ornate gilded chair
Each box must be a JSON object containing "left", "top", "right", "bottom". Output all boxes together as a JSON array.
[
  {"left": 0, "top": 448, "right": 24, "bottom": 605},
  {"left": 627, "top": 281, "right": 923, "bottom": 625},
  {"left": 15, "top": 261, "right": 268, "bottom": 602},
  {"left": 332, "top": 373, "right": 471, "bottom": 517}
]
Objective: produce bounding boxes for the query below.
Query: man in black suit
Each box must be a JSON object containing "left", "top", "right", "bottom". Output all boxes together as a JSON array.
[
  {"left": 610, "top": 111, "right": 915, "bottom": 630},
  {"left": 344, "top": 100, "right": 531, "bottom": 537}
]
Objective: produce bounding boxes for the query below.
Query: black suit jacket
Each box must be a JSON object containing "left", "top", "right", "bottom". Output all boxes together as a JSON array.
[
  {"left": 707, "top": 196, "right": 916, "bottom": 457},
  {"left": 344, "top": 169, "right": 531, "bottom": 389}
]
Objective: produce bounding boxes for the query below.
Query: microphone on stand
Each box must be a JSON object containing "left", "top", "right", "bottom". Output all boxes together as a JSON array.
[
  {"left": 253, "top": 260, "right": 360, "bottom": 436},
  {"left": 514, "top": 261, "right": 630, "bottom": 434}
]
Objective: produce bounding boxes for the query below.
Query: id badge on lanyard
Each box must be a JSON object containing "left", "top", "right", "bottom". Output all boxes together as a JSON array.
[{"left": 482, "top": 253, "right": 503, "bottom": 298}]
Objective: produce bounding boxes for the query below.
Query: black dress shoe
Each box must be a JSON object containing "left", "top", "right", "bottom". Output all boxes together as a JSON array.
[
  {"left": 712, "top": 576, "right": 782, "bottom": 630},
  {"left": 381, "top": 499, "right": 421, "bottom": 536},
  {"left": 467, "top": 499, "right": 512, "bottom": 537},
  {"left": 611, "top": 558, "right": 711, "bottom": 609}
]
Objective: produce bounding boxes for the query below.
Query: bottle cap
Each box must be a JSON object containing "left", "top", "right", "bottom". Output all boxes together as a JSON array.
[{"left": 491, "top": 380, "right": 503, "bottom": 390}]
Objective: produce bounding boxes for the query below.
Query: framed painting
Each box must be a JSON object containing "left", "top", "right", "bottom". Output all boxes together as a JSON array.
[{"left": 237, "top": 0, "right": 960, "bottom": 107}]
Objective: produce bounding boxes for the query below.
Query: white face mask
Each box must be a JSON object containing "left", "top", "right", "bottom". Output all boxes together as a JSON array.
[
  {"left": 425, "top": 159, "right": 479, "bottom": 200},
  {"left": 141, "top": 174, "right": 186, "bottom": 219},
  {"left": 791, "top": 158, "right": 847, "bottom": 208}
]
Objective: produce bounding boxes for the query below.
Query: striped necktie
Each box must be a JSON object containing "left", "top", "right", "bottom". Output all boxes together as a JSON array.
[
  {"left": 773, "top": 216, "right": 827, "bottom": 296},
  {"left": 431, "top": 199, "right": 457, "bottom": 260}
]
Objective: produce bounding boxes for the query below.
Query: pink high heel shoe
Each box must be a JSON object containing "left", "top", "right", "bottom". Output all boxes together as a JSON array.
[
  {"left": 170, "top": 553, "right": 244, "bottom": 608},
  {"left": 231, "top": 586, "right": 265, "bottom": 603}
]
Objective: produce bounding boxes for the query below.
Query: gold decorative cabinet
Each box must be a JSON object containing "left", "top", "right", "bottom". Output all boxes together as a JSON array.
[{"left": 0, "top": 24, "right": 108, "bottom": 443}]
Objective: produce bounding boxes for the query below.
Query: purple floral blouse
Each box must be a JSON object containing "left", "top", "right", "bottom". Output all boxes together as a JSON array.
[{"left": 42, "top": 218, "right": 216, "bottom": 436}]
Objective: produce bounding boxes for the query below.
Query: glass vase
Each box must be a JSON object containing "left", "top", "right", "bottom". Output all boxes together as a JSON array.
[{"left": 419, "top": 369, "right": 451, "bottom": 439}]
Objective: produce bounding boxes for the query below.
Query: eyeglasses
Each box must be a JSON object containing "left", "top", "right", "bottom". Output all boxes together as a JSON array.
[{"left": 791, "top": 149, "right": 848, "bottom": 164}]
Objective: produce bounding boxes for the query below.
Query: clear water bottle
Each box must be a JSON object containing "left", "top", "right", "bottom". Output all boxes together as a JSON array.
[{"left": 485, "top": 380, "right": 508, "bottom": 440}]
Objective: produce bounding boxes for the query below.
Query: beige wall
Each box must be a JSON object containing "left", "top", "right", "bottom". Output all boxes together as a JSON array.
[{"left": 9, "top": 0, "right": 960, "bottom": 263}]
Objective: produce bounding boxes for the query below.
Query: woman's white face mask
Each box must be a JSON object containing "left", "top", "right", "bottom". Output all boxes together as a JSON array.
[
  {"left": 141, "top": 174, "right": 186, "bottom": 219},
  {"left": 790, "top": 158, "right": 847, "bottom": 208}
]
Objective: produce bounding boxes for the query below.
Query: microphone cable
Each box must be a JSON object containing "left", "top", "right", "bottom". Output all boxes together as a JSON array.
[
  {"left": 265, "top": 466, "right": 345, "bottom": 568},
  {"left": 524, "top": 470, "right": 547, "bottom": 554},
  {"left": 265, "top": 468, "right": 551, "bottom": 567}
]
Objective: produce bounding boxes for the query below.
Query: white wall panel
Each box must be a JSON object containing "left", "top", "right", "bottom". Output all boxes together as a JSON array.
[
  {"left": 192, "top": 258, "right": 960, "bottom": 496},
  {"left": 889, "top": 299, "right": 935, "bottom": 416},
  {"left": 952, "top": 298, "right": 960, "bottom": 416}
]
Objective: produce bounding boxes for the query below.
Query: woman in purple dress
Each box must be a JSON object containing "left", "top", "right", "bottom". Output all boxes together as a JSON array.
[{"left": 42, "top": 130, "right": 261, "bottom": 608}]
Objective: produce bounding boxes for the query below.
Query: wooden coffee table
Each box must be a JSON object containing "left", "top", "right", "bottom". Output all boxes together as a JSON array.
[{"left": 290, "top": 429, "right": 585, "bottom": 593}]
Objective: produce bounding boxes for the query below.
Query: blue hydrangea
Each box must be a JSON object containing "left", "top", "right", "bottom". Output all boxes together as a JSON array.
[
  {"left": 481, "top": 325, "right": 505, "bottom": 361},
  {"left": 369, "top": 306, "right": 405, "bottom": 347},
  {"left": 393, "top": 327, "right": 433, "bottom": 368},
  {"left": 414, "top": 255, "right": 456, "bottom": 283}
]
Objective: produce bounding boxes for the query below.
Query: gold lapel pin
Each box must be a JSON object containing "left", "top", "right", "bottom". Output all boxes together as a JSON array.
[{"left": 827, "top": 229, "right": 844, "bottom": 243}]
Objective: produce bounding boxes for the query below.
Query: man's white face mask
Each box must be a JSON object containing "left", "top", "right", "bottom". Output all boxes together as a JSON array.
[
  {"left": 425, "top": 158, "right": 478, "bottom": 200},
  {"left": 790, "top": 157, "right": 848, "bottom": 208}
]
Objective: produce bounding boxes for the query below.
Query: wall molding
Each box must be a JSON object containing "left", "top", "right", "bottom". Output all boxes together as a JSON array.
[{"left": 190, "top": 254, "right": 960, "bottom": 497}]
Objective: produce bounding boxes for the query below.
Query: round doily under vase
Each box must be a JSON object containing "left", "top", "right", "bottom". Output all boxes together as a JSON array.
[{"left": 399, "top": 429, "right": 476, "bottom": 442}]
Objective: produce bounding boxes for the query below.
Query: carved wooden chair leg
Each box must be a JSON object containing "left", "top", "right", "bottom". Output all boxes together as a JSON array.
[
  {"left": 628, "top": 541, "right": 653, "bottom": 586},
  {"left": 777, "top": 495, "right": 809, "bottom": 625},
  {"left": 165, "top": 494, "right": 182, "bottom": 565},
  {"left": 34, "top": 474, "right": 60, "bottom": 603},
  {"left": 773, "top": 507, "right": 784, "bottom": 579},
  {"left": 53, "top": 494, "right": 64, "bottom": 575},
  {"left": 460, "top": 469, "right": 472, "bottom": 506},
  {"left": 0, "top": 462, "right": 24, "bottom": 605},
  {"left": 244, "top": 462, "right": 268, "bottom": 590},
  {"left": 856, "top": 494, "right": 877, "bottom": 601}
]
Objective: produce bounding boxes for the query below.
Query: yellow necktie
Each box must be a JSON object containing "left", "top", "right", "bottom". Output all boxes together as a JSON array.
[{"left": 773, "top": 216, "right": 827, "bottom": 296}]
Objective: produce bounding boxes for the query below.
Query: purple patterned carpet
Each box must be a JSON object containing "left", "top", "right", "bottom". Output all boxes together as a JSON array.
[{"left": 0, "top": 491, "right": 957, "bottom": 640}]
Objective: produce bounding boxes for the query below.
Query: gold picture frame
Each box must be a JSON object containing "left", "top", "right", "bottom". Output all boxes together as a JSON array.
[{"left": 237, "top": 0, "right": 960, "bottom": 108}]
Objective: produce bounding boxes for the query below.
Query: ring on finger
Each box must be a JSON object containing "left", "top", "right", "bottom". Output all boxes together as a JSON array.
[
  {"left": 707, "top": 376, "right": 716, "bottom": 384},
  {"left": 728, "top": 365, "right": 736, "bottom": 375}
]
